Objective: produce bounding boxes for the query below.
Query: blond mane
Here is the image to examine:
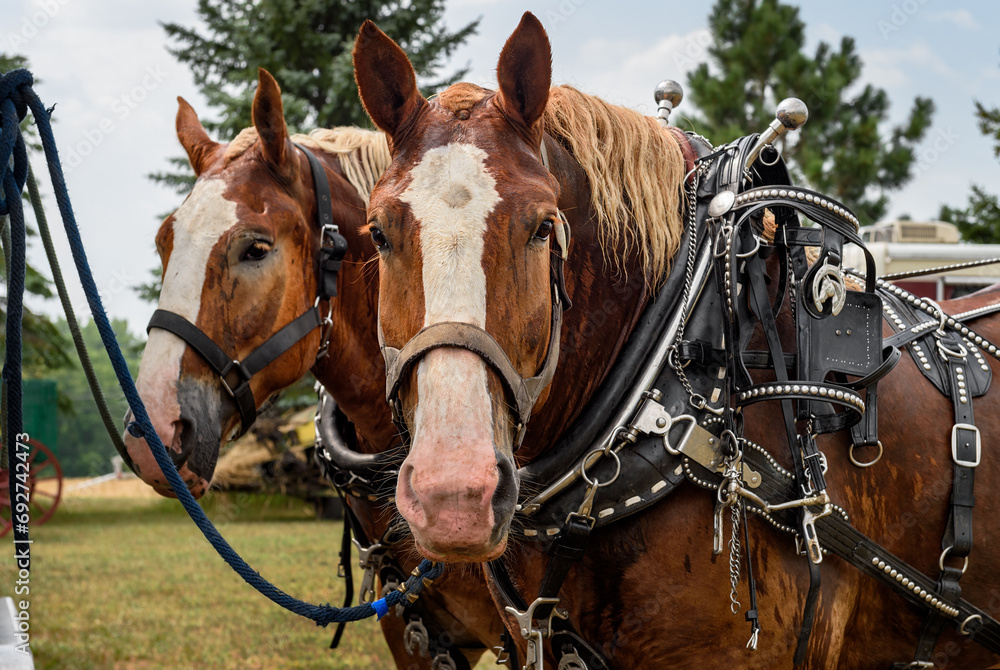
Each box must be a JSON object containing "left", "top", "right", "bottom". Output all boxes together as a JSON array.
[
  {"left": 222, "top": 126, "right": 391, "bottom": 203},
  {"left": 543, "top": 85, "right": 687, "bottom": 282}
]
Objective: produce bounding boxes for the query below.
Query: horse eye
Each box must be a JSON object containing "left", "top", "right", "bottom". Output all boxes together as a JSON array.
[
  {"left": 242, "top": 242, "right": 270, "bottom": 261},
  {"left": 533, "top": 219, "right": 554, "bottom": 241},
  {"left": 370, "top": 226, "right": 389, "bottom": 250}
]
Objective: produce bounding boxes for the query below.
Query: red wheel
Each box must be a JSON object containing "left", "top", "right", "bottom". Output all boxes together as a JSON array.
[{"left": 0, "top": 438, "right": 64, "bottom": 537}]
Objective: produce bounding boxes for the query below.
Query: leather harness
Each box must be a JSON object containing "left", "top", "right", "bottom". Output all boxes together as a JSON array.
[
  {"left": 318, "top": 128, "right": 1000, "bottom": 668},
  {"left": 478, "top": 132, "right": 1000, "bottom": 668}
]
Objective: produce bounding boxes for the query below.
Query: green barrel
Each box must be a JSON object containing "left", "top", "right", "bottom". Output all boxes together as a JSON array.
[{"left": 22, "top": 378, "right": 58, "bottom": 453}]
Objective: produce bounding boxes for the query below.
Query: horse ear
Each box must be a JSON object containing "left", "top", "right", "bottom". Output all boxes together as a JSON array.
[
  {"left": 496, "top": 12, "right": 551, "bottom": 131},
  {"left": 252, "top": 68, "right": 291, "bottom": 167},
  {"left": 176, "top": 97, "right": 219, "bottom": 176},
  {"left": 353, "top": 20, "right": 425, "bottom": 138}
]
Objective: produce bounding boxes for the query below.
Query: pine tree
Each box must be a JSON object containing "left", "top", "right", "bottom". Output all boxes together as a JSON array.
[
  {"left": 976, "top": 99, "right": 1000, "bottom": 159},
  {"left": 940, "top": 185, "right": 1000, "bottom": 244},
  {"left": 684, "top": 0, "right": 934, "bottom": 223},
  {"left": 149, "top": 0, "right": 479, "bottom": 194},
  {"left": 939, "top": 58, "right": 1000, "bottom": 243}
]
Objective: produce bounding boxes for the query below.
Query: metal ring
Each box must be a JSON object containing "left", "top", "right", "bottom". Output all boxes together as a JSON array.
[
  {"left": 959, "top": 614, "right": 982, "bottom": 636},
  {"left": 759, "top": 144, "right": 781, "bottom": 166},
  {"left": 580, "top": 448, "right": 621, "bottom": 489},
  {"left": 939, "top": 546, "right": 970, "bottom": 575},
  {"left": 936, "top": 337, "right": 968, "bottom": 360},
  {"left": 849, "top": 441, "right": 883, "bottom": 468}
]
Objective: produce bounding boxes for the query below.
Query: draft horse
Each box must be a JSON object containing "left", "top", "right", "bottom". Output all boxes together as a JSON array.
[
  {"left": 121, "top": 69, "right": 503, "bottom": 669},
  {"left": 354, "top": 13, "right": 1000, "bottom": 669}
]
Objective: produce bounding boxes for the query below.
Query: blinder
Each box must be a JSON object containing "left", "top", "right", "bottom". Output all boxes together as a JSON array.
[{"left": 145, "top": 144, "right": 346, "bottom": 438}]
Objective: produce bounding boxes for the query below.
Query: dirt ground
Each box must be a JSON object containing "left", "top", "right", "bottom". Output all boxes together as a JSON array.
[{"left": 38, "top": 475, "right": 164, "bottom": 499}]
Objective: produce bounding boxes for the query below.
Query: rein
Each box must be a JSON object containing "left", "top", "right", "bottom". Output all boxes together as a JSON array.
[
  {"left": 146, "top": 144, "right": 345, "bottom": 437},
  {"left": 0, "top": 70, "right": 442, "bottom": 630}
]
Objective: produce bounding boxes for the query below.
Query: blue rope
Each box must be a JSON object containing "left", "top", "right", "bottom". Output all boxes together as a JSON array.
[{"left": 0, "top": 68, "right": 442, "bottom": 625}]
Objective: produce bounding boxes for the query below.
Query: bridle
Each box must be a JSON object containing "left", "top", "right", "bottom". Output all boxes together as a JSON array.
[
  {"left": 146, "top": 144, "right": 347, "bottom": 438},
  {"left": 379, "top": 141, "right": 572, "bottom": 449}
]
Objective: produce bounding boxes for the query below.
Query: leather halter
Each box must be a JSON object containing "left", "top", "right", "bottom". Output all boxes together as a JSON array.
[
  {"left": 146, "top": 144, "right": 347, "bottom": 438},
  {"left": 380, "top": 225, "right": 569, "bottom": 448},
  {"left": 379, "top": 143, "right": 572, "bottom": 449}
]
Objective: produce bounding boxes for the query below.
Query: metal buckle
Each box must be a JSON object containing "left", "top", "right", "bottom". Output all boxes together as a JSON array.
[
  {"left": 951, "top": 423, "right": 981, "bottom": 468},
  {"left": 219, "top": 359, "right": 250, "bottom": 397}
]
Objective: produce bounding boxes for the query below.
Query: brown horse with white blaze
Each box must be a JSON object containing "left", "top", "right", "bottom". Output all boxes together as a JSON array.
[
  {"left": 355, "top": 13, "right": 1000, "bottom": 669},
  {"left": 122, "top": 69, "right": 503, "bottom": 668}
]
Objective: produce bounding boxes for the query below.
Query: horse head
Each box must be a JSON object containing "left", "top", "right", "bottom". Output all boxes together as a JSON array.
[
  {"left": 354, "top": 13, "right": 564, "bottom": 562},
  {"left": 123, "top": 69, "right": 379, "bottom": 498}
]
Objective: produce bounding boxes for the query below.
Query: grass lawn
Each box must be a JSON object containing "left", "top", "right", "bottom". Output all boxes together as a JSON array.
[{"left": 0, "top": 493, "right": 498, "bottom": 670}]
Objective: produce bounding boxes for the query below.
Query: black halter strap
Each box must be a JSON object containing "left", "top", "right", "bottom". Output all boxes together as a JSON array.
[{"left": 146, "top": 144, "right": 346, "bottom": 437}]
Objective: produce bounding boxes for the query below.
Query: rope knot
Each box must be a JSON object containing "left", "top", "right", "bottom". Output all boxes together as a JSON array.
[
  {"left": 0, "top": 69, "right": 36, "bottom": 215},
  {"left": 0, "top": 69, "right": 34, "bottom": 121}
]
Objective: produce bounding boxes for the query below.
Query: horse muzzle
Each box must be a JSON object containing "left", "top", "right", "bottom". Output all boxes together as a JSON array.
[{"left": 395, "top": 420, "right": 519, "bottom": 562}]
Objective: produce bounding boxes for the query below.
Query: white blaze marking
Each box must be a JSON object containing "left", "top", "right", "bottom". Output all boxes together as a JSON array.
[
  {"left": 136, "top": 178, "right": 239, "bottom": 414},
  {"left": 400, "top": 143, "right": 501, "bottom": 444}
]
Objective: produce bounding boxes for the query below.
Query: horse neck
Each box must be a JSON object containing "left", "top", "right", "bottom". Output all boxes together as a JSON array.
[
  {"left": 516, "top": 136, "right": 653, "bottom": 462},
  {"left": 307, "top": 153, "right": 395, "bottom": 453}
]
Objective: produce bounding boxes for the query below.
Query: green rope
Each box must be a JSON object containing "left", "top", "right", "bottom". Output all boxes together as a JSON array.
[{"left": 26, "top": 163, "right": 130, "bottom": 461}]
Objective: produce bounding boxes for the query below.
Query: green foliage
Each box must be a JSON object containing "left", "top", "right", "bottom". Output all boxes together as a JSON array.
[
  {"left": 48, "top": 318, "right": 144, "bottom": 477},
  {"left": 940, "top": 185, "right": 1000, "bottom": 245},
  {"left": 134, "top": 266, "right": 162, "bottom": 304},
  {"left": 941, "top": 56, "right": 1000, "bottom": 243},
  {"left": 976, "top": 99, "right": 1000, "bottom": 159},
  {"left": 685, "top": 0, "right": 934, "bottom": 223},
  {"left": 150, "top": 0, "right": 479, "bottom": 193}
]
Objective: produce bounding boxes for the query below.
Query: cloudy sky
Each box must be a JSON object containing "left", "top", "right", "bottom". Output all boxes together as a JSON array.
[{"left": 5, "top": 0, "right": 1000, "bottom": 334}]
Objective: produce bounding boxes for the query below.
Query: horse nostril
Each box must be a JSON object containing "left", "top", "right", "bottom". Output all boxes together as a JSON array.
[{"left": 169, "top": 418, "right": 193, "bottom": 467}]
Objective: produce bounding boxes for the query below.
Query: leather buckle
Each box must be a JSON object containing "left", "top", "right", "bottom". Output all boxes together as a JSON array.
[
  {"left": 951, "top": 423, "right": 981, "bottom": 468},
  {"left": 219, "top": 359, "right": 251, "bottom": 398}
]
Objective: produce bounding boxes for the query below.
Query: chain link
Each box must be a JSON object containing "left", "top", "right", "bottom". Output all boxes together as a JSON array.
[
  {"left": 668, "top": 166, "right": 705, "bottom": 404},
  {"left": 728, "top": 498, "right": 743, "bottom": 614}
]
